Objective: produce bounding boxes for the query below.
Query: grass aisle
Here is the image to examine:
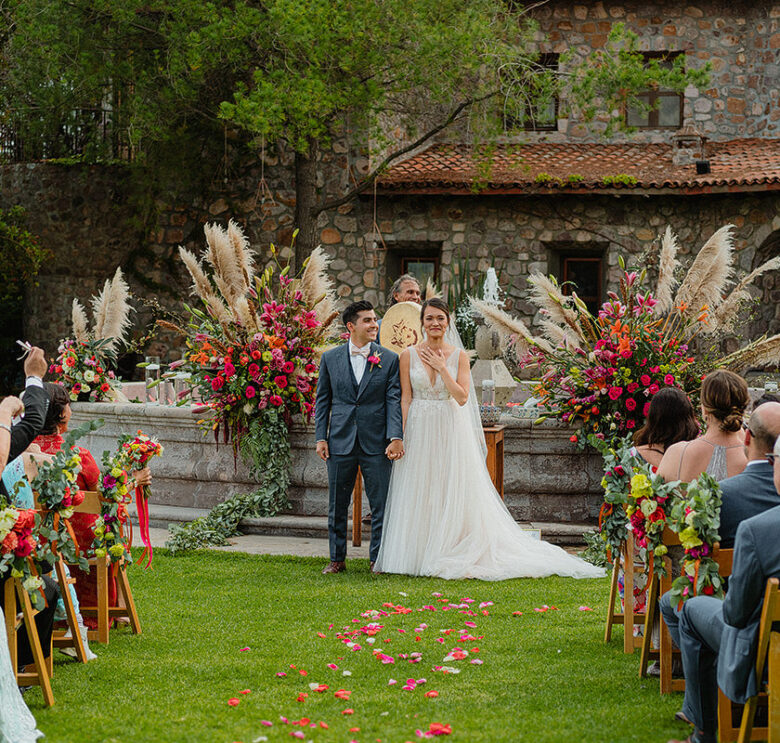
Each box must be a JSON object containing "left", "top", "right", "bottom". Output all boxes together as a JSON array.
[{"left": 29, "top": 550, "right": 689, "bottom": 743}]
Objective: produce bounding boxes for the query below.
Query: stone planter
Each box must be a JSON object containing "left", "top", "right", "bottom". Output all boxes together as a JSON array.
[{"left": 70, "top": 402, "right": 604, "bottom": 525}]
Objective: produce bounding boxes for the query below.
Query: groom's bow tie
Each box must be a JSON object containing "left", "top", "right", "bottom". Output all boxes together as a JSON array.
[{"left": 351, "top": 348, "right": 370, "bottom": 357}]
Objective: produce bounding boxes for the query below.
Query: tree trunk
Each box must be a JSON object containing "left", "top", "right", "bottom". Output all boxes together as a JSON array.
[{"left": 294, "top": 142, "right": 319, "bottom": 270}]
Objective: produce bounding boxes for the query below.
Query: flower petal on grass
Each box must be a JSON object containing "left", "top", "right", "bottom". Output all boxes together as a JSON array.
[
  {"left": 579, "top": 606, "right": 593, "bottom": 611},
  {"left": 342, "top": 708, "right": 354, "bottom": 715},
  {"left": 227, "top": 698, "right": 240, "bottom": 707},
  {"left": 425, "top": 690, "right": 439, "bottom": 698}
]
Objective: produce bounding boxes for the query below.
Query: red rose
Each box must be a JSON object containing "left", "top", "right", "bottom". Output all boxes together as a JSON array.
[
  {"left": 251, "top": 350, "right": 261, "bottom": 360},
  {"left": 648, "top": 383, "right": 660, "bottom": 395},
  {"left": 702, "top": 584, "right": 715, "bottom": 596},
  {"left": 246, "top": 386, "right": 257, "bottom": 399},
  {"left": 626, "top": 419, "right": 636, "bottom": 429},
  {"left": 101, "top": 382, "right": 110, "bottom": 392},
  {"left": 274, "top": 375, "right": 288, "bottom": 388},
  {"left": 15, "top": 510, "right": 35, "bottom": 531},
  {"left": 591, "top": 406, "right": 599, "bottom": 415},
  {"left": 664, "top": 374, "right": 675, "bottom": 385},
  {"left": 625, "top": 398, "right": 637, "bottom": 411},
  {"left": 283, "top": 361, "right": 295, "bottom": 374},
  {"left": 643, "top": 402, "right": 651, "bottom": 416},
  {"left": 14, "top": 538, "right": 33, "bottom": 558},
  {"left": 64, "top": 356, "right": 76, "bottom": 368},
  {"left": 569, "top": 434, "right": 578, "bottom": 443},
  {"left": 248, "top": 363, "right": 260, "bottom": 378},
  {"left": 270, "top": 395, "right": 283, "bottom": 407},
  {"left": 211, "top": 376, "right": 225, "bottom": 391},
  {"left": 640, "top": 374, "right": 651, "bottom": 386},
  {"left": 1, "top": 531, "right": 18, "bottom": 553},
  {"left": 305, "top": 364, "right": 316, "bottom": 374}
]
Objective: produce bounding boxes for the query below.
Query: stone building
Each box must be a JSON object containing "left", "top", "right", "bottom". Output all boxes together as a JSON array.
[{"left": 2, "top": 0, "right": 780, "bottom": 358}]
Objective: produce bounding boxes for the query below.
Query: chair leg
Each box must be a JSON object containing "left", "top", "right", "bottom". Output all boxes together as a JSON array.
[
  {"left": 54, "top": 559, "right": 87, "bottom": 663},
  {"left": 604, "top": 552, "right": 621, "bottom": 644},
  {"left": 17, "top": 580, "right": 54, "bottom": 708},
  {"left": 659, "top": 558, "right": 680, "bottom": 695},
  {"left": 97, "top": 556, "right": 110, "bottom": 645},
  {"left": 117, "top": 562, "right": 141, "bottom": 635},
  {"left": 769, "top": 632, "right": 780, "bottom": 743},
  {"left": 639, "top": 574, "right": 659, "bottom": 678},
  {"left": 4, "top": 580, "right": 17, "bottom": 673}
]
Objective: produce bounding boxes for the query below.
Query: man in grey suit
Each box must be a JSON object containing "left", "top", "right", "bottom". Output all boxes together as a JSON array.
[
  {"left": 667, "top": 435, "right": 780, "bottom": 743},
  {"left": 315, "top": 301, "right": 404, "bottom": 575},
  {"left": 718, "top": 401, "right": 780, "bottom": 546}
]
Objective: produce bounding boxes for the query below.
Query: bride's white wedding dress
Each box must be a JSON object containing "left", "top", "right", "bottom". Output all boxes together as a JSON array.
[
  {"left": 0, "top": 607, "right": 43, "bottom": 743},
  {"left": 375, "top": 346, "right": 604, "bottom": 581}
]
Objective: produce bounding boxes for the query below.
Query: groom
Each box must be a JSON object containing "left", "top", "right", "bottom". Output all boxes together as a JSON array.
[{"left": 315, "top": 300, "right": 403, "bottom": 574}]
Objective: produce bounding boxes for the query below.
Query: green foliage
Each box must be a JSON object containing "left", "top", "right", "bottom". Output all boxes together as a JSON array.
[
  {"left": 0, "top": 205, "right": 47, "bottom": 305},
  {"left": 165, "top": 410, "right": 291, "bottom": 553},
  {"left": 601, "top": 174, "right": 640, "bottom": 187},
  {"left": 580, "top": 529, "right": 611, "bottom": 568}
]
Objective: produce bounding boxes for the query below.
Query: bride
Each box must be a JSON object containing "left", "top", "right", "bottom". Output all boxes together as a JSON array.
[{"left": 375, "top": 298, "right": 604, "bottom": 580}]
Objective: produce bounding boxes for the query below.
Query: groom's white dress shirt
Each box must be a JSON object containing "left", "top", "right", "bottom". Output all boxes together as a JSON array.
[{"left": 349, "top": 340, "right": 371, "bottom": 385}]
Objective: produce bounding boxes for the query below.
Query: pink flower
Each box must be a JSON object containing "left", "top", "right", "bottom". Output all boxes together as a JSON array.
[
  {"left": 626, "top": 419, "right": 636, "bottom": 429},
  {"left": 607, "top": 386, "right": 623, "bottom": 401},
  {"left": 625, "top": 398, "right": 637, "bottom": 411},
  {"left": 270, "top": 395, "right": 283, "bottom": 407},
  {"left": 648, "top": 383, "right": 660, "bottom": 395},
  {"left": 367, "top": 355, "right": 381, "bottom": 366},
  {"left": 246, "top": 386, "right": 257, "bottom": 399},
  {"left": 224, "top": 361, "right": 236, "bottom": 378},
  {"left": 248, "top": 363, "right": 260, "bottom": 378},
  {"left": 211, "top": 376, "right": 225, "bottom": 391},
  {"left": 640, "top": 374, "right": 651, "bottom": 386},
  {"left": 664, "top": 374, "right": 675, "bottom": 385}
]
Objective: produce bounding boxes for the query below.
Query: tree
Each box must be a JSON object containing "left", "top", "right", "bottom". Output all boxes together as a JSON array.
[{"left": 0, "top": 1, "right": 708, "bottom": 265}]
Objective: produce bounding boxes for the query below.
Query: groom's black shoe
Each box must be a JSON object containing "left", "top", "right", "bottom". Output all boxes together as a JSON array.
[{"left": 322, "top": 561, "right": 346, "bottom": 575}]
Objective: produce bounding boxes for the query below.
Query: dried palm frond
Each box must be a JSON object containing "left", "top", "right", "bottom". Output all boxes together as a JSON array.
[
  {"left": 179, "top": 247, "right": 216, "bottom": 303},
  {"left": 227, "top": 219, "right": 255, "bottom": 288},
  {"left": 539, "top": 319, "right": 580, "bottom": 349},
  {"left": 526, "top": 273, "right": 585, "bottom": 342},
  {"left": 99, "top": 268, "right": 133, "bottom": 352},
  {"left": 655, "top": 226, "right": 679, "bottom": 313},
  {"left": 233, "top": 296, "right": 259, "bottom": 333},
  {"left": 71, "top": 299, "right": 90, "bottom": 343},
  {"left": 300, "top": 246, "right": 334, "bottom": 309},
  {"left": 91, "top": 278, "right": 111, "bottom": 340},
  {"left": 425, "top": 277, "right": 441, "bottom": 301},
  {"left": 707, "top": 256, "right": 780, "bottom": 334},
  {"left": 675, "top": 225, "right": 735, "bottom": 316},
  {"left": 470, "top": 297, "right": 553, "bottom": 354},
  {"left": 719, "top": 334, "right": 780, "bottom": 373}
]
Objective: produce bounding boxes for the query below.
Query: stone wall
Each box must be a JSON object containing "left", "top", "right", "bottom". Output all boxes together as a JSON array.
[{"left": 69, "top": 403, "right": 604, "bottom": 524}]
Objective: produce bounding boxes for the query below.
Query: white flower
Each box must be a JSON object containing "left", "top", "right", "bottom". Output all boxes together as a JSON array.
[
  {"left": 23, "top": 576, "right": 43, "bottom": 594},
  {"left": 84, "top": 370, "right": 96, "bottom": 382}
]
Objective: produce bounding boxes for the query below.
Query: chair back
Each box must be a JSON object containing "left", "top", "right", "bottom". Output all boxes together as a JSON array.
[
  {"left": 661, "top": 526, "right": 682, "bottom": 547},
  {"left": 712, "top": 542, "right": 735, "bottom": 577},
  {"left": 754, "top": 578, "right": 780, "bottom": 686},
  {"left": 33, "top": 490, "right": 101, "bottom": 515}
]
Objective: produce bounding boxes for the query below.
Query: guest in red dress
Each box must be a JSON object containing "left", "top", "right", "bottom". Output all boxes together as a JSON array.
[{"left": 35, "top": 383, "right": 151, "bottom": 628}]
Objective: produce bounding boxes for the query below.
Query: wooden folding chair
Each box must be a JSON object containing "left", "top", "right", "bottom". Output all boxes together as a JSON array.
[
  {"left": 33, "top": 492, "right": 88, "bottom": 663},
  {"left": 71, "top": 491, "right": 141, "bottom": 645},
  {"left": 717, "top": 577, "right": 780, "bottom": 743},
  {"left": 605, "top": 532, "right": 649, "bottom": 653},
  {"left": 3, "top": 577, "right": 54, "bottom": 707}
]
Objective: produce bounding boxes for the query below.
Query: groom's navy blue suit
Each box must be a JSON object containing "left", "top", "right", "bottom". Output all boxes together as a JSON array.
[{"left": 315, "top": 342, "right": 403, "bottom": 563}]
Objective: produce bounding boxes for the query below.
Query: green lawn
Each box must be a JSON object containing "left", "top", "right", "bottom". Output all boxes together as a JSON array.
[{"left": 27, "top": 550, "right": 690, "bottom": 743}]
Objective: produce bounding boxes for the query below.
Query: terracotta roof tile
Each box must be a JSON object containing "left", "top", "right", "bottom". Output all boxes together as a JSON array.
[{"left": 376, "top": 138, "right": 780, "bottom": 194}]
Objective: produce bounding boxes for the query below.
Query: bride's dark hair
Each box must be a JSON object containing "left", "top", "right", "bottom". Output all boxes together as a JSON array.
[{"left": 420, "top": 297, "right": 451, "bottom": 324}]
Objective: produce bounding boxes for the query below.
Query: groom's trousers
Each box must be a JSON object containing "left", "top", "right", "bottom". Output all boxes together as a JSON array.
[{"left": 327, "top": 440, "right": 392, "bottom": 563}]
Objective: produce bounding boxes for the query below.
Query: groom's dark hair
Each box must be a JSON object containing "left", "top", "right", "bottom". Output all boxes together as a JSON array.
[{"left": 342, "top": 300, "right": 374, "bottom": 328}]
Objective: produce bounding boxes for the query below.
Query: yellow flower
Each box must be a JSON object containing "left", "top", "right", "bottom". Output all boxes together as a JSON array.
[
  {"left": 640, "top": 499, "right": 658, "bottom": 517},
  {"left": 630, "top": 473, "right": 653, "bottom": 500},
  {"left": 654, "top": 545, "right": 668, "bottom": 557},
  {"left": 679, "top": 526, "right": 703, "bottom": 550}
]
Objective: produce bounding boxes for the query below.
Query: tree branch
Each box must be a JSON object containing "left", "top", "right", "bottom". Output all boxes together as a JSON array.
[{"left": 313, "top": 92, "right": 497, "bottom": 216}]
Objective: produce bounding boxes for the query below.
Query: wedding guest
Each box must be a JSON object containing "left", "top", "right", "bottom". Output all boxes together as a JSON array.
[
  {"left": 665, "top": 498, "right": 780, "bottom": 743},
  {"left": 774, "top": 432, "right": 780, "bottom": 493},
  {"left": 35, "top": 382, "right": 151, "bottom": 628},
  {"left": 0, "top": 395, "right": 43, "bottom": 741},
  {"left": 0, "top": 347, "right": 60, "bottom": 686},
  {"left": 388, "top": 274, "right": 421, "bottom": 305},
  {"left": 657, "top": 369, "right": 749, "bottom": 484}
]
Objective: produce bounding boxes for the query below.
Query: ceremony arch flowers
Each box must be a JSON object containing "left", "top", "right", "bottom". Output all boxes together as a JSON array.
[{"left": 163, "top": 221, "right": 339, "bottom": 551}]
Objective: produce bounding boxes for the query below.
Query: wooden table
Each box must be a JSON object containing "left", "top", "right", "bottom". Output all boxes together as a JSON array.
[{"left": 483, "top": 425, "right": 505, "bottom": 499}]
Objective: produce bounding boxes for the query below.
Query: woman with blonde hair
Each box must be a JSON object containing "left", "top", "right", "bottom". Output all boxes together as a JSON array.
[{"left": 657, "top": 369, "right": 749, "bottom": 484}]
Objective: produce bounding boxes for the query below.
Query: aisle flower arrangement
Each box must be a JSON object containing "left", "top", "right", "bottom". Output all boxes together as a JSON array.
[
  {"left": 163, "top": 221, "right": 339, "bottom": 551},
  {"left": 93, "top": 449, "right": 133, "bottom": 564},
  {"left": 668, "top": 473, "right": 723, "bottom": 605},
  {"left": 50, "top": 267, "right": 133, "bottom": 401},
  {"left": 0, "top": 506, "right": 45, "bottom": 607},
  {"left": 590, "top": 435, "right": 634, "bottom": 559},
  {"left": 472, "top": 225, "right": 780, "bottom": 447}
]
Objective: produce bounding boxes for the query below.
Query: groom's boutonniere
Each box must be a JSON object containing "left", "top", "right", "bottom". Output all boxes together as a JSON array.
[{"left": 367, "top": 351, "right": 381, "bottom": 370}]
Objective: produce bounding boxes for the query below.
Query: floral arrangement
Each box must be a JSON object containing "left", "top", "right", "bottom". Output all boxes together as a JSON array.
[
  {"left": 119, "top": 431, "right": 163, "bottom": 567},
  {"left": 50, "top": 267, "right": 133, "bottom": 401},
  {"left": 590, "top": 434, "right": 634, "bottom": 559},
  {"left": 0, "top": 506, "right": 45, "bottom": 608},
  {"left": 162, "top": 222, "right": 339, "bottom": 552},
  {"left": 472, "top": 225, "right": 780, "bottom": 447},
  {"left": 92, "top": 450, "right": 133, "bottom": 564},
  {"left": 625, "top": 469, "right": 680, "bottom": 580},
  {"left": 668, "top": 473, "right": 723, "bottom": 606}
]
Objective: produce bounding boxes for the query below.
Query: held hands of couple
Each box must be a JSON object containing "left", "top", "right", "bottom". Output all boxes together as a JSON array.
[{"left": 386, "top": 439, "right": 404, "bottom": 461}]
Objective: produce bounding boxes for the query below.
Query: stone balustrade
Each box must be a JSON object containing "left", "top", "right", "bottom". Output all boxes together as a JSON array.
[{"left": 70, "top": 402, "right": 604, "bottom": 524}]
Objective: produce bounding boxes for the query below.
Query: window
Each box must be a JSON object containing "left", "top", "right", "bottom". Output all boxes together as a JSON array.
[
  {"left": 626, "top": 52, "right": 684, "bottom": 129},
  {"left": 504, "top": 53, "right": 559, "bottom": 132},
  {"left": 561, "top": 257, "right": 603, "bottom": 316},
  {"left": 401, "top": 256, "right": 439, "bottom": 289}
]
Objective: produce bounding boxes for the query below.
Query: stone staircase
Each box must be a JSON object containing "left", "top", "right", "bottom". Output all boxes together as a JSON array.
[{"left": 134, "top": 503, "right": 593, "bottom": 546}]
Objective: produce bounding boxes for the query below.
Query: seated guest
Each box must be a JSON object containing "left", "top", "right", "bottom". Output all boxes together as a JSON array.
[
  {"left": 718, "top": 401, "right": 780, "bottom": 547},
  {"left": 658, "top": 369, "right": 749, "bottom": 484},
  {"left": 0, "top": 347, "right": 60, "bottom": 680},
  {"left": 665, "top": 474, "right": 780, "bottom": 743},
  {"left": 34, "top": 382, "right": 151, "bottom": 629}
]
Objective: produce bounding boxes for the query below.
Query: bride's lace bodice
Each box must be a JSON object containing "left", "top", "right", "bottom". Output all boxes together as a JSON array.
[{"left": 409, "top": 346, "right": 459, "bottom": 401}]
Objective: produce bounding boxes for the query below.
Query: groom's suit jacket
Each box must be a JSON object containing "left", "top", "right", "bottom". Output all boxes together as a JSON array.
[
  {"left": 717, "top": 504, "right": 780, "bottom": 703},
  {"left": 314, "top": 342, "right": 403, "bottom": 456}
]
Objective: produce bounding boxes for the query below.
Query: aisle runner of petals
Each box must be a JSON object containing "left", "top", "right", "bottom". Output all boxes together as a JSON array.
[{"left": 226, "top": 593, "right": 597, "bottom": 742}]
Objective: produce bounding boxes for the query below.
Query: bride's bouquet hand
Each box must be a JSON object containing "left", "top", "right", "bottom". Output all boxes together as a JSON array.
[{"left": 418, "top": 345, "right": 446, "bottom": 372}]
